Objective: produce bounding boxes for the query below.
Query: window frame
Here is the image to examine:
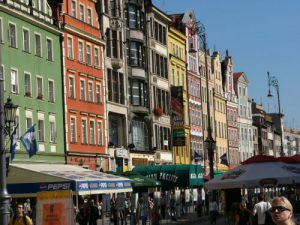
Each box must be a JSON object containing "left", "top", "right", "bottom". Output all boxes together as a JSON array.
[{"left": 22, "top": 28, "right": 30, "bottom": 53}]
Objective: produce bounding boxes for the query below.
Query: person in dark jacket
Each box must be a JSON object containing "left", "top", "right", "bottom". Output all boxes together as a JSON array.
[{"left": 89, "top": 199, "right": 99, "bottom": 225}]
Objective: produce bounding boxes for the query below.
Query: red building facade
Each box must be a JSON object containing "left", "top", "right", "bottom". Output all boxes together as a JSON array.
[{"left": 61, "top": 0, "right": 107, "bottom": 170}]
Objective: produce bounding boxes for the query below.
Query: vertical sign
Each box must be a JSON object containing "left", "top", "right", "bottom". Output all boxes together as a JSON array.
[
  {"left": 171, "top": 86, "right": 184, "bottom": 126},
  {"left": 171, "top": 86, "right": 185, "bottom": 146}
]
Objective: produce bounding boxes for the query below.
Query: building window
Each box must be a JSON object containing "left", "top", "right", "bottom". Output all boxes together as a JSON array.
[
  {"left": 110, "top": 0, "right": 117, "bottom": 17},
  {"left": 80, "top": 79, "right": 86, "bottom": 101},
  {"left": 132, "top": 120, "right": 149, "bottom": 151},
  {"left": 70, "top": 117, "right": 77, "bottom": 143},
  {"left": 38, "top": 119, "right": 44, "bottom": 142},
  {"left": 35, "top": 34, "right": 42, "bottom": 57},
  {"left": 89, "top": 120, "right": 95, "bottom": 145},
  {"left": 11, "top": 69, "right": 18, "bottom": 94},
  {"left": 94, "top": 47, "right": 100, "bottom": 67},
  {"left": 154, "top": 21, "right": 166, "bottom": 45},
  {"left": 71, "top": 0, "right": 76, "bottom": 17},
  {"left": 69, "top": 76, "right": 75, "bottom": 98},
  {"left": 24, "top": 73, "right": 31, "bottom": 96},
  {"left": 78, "top": 41, "right": 84, "bottom": 63},
  {"left": 128, "top": 41, "right": 144, "bottom": 67},
  {"left": 87, "top": 8, "right": 92, "bottom": 25},
  {"left": 26, "top": 117, "right": 33, "bottom": 130},
  {"left": 154, "top": 88, "right": 169, "bottom": 115},
  {"left": 37, "top": 77, "right": 43, "bottom": 99},
  {"left": 86, "top": 44, "right": 92, "bottom": 65},
  {"left": 81, "top": 119, "right": 87, "bottom": 144},
  {"left": 46, "top": 38, "right": 53, "bottom": 61},
  {"left": 88, "top": 81, "right": 93, "bottom": 102},
  {"left": 96, "top": 83, "right": 102, "bottom": 103},
  {"left": 67, "top": 37, "right": 74, "bottom": 59},
  {"left": 0, "top": 19, "right": 3, "bottom": 42},
  {"left": 128, "top": 4, "right": 144, "bottom": 30},
  {"left": 79, "top": 4, "right": 85, "bottom": 21},
  {"left": 23, "top": 29, "right": 30, "bottom": 52},
  {"left": 8, "top": 23, "right": 16, "bottom": 48},
  {"left": 48, "top": 80, "right": 54, "bottom": 102},
  {"left": 129, "top": 79, "right": 147, "bottom": 107},
  {"left": 107, "top": 69, "right": 124, "bottom": 104},
  {"left": 49, "top": 121, "right": 56, "bottom": 143},
  {"left": 97, "top": 121, "right": 103, "bottom": 146}
]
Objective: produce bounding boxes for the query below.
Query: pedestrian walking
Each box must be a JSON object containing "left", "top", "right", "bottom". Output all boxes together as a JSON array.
[
  {"left": 160, "top": 193, "right": 166, "bottom": 219},
  {"left": 270, "top": 196, "right": 295, "bottom": 225},
  {"left": 252, "top": 194, "right": 271, "bottom": 225},
  {"left": 23, "top": 198, "right": 32, "bottom": 218},
  {"left": 150, "top": 202, "right": 160, "bottom": 225},
  {"left": 235, "top": 202, "right": 251, "bottom": 225},
  {"left": 8, "top": 203, "right": 33, "bottom": 225},
  {"left": 209, "top": 197, "right": 218, "bottom": 225},
  {"left": 170, "top": 194, "right": 177, "bottom": 221},
  {"left": 77, "top": 199, "right": 90, "bottom": 225},
  {"left": 89, "top": 199, "right": 99, "bottom": 225}
]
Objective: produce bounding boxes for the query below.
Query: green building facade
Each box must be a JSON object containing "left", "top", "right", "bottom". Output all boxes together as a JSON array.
[{"left": 0, "top": 2, "right": 65, "bottom": 163}]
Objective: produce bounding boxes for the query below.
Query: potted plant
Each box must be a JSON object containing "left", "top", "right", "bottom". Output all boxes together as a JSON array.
[
  {"left": 25, "top": 91, "right": 31, "bottom": 97},
  {"left": 153, "top": 107, "right": 164, "bottom": 117},
  {"left": 37, "top": 93, "right": 43, "bottom": 99}
]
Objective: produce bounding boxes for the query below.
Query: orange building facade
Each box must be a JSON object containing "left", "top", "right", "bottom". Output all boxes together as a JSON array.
[{"left": 61, "top": 0, "right": 108, "bottom": 170}]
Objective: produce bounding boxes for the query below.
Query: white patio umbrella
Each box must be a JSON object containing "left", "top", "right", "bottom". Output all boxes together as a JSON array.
[{"left": 205, "top": 161, "right": 300, "bottom": 190}]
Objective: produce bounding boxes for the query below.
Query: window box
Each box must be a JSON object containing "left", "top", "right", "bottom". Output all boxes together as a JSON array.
[
  {"left": 153, "top": 107, "right": 164, "bottom": 117},
  {"left": 37, "top": 93, "right": 43, "bottom": 99},
  {"left": 25, "top": 92, "right": 31, "bottom": 97}
]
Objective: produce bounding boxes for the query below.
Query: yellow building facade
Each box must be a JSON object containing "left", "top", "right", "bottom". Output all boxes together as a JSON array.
[
  {"left": 212, "top": 52, "right": 229, "bottom": 171},
  {"left": 168, "top": 26, "right": 190, "bottom": 164}
]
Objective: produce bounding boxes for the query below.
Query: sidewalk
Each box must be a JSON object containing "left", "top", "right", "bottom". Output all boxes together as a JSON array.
[
  {"left": 92, "top": 212, "right": 211, "bottom": 225},
  {"left": 159, "top": 212, "right": 210, "bottom": 225}
]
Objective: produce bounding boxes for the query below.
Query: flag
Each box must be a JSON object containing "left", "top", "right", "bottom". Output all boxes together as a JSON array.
[
  {"left": 20, "top": 125, "right": 38, "bottom": 157},
  {"left": 220, "top": 153, "right": 229, "bottom": 166},
  {"left": 194, "top": 151, "right": 203, "bottom": 162},
  {"left": 10, "top": 124, "right": 19, "bottom": 161}
]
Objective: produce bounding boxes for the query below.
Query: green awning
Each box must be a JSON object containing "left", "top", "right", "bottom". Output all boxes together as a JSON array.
[
  {"left": 105, "top": 171, "right": 161, "bottom": 188},
  {"left": 132, "top": 164, "right": 204, "bottom": 189}
]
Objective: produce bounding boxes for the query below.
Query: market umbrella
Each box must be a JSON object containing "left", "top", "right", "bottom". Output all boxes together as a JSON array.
[
  {"left": 205, "top": 161, "right": 300, "bottom": 190},
  {"left": 122, "top": 171, "right": 161, "bottom": 188},
  {"left": 105, "top": 171, "right": 161, "bottom": 188}
]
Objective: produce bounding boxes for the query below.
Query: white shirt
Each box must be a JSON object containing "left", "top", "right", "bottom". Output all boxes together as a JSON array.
[{"left": 253, "top": 201, "right": 271, "bottom": 225}]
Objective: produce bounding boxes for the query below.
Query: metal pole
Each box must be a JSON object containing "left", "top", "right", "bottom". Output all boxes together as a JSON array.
[
  {"left": 267, "top": 72, "right": 284, "bottom": 156},
  {"left": 276, "top": 87, "right": 284, "bottom": 156},
  {"left": 203, "top": 29, "right": 215, "bottom": 180},
  {"left": 0, "top": 26, "right": 10, "bottom": 224}
]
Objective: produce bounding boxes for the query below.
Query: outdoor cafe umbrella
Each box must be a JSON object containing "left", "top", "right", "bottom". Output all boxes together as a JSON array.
[
  {"left": 205, "top": 155, "right": 300, "bottom": 190},
  {"left": 106, "top": 171, "right": 161, "bottom": 188},
  {"left": 122, "top": 171, "right": 161, "bottom": 188}
]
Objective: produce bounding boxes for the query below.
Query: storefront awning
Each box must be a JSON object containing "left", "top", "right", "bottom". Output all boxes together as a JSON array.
[
  {"left": 132, "top": 164, "right": 203, "bottom": 189},
  {"left": 7, "top": 164, "right": 132, "bottom": 197}
]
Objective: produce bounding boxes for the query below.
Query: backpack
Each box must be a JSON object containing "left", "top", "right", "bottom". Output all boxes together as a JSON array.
[
  {"left": 264, "top": 203, "right": 275, "bottom": 225},
  {"left": 12, "top": 215, "right": 28, "bottom": 225}
]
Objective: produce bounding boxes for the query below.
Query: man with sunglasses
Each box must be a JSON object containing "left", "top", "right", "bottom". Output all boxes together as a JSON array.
[
  {"left": 270, "top": 197, "right": 295, "bottom": 225},
  {"left": 252, "top": 194, "right": 271, "bottom": 225}
]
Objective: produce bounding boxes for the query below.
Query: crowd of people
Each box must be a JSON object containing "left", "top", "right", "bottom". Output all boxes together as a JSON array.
[{"left": 6, "top": 190, "right": 298, "bottom": 225}]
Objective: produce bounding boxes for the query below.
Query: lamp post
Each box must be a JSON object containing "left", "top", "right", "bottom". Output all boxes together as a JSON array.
[
  {"left": 0, "top": 95, "right": 17, "bottom": 225},
  {"left": 198, "top": 23, "right": 216, "bottom": 180},
  {"left": 267, "top": 71, "right": 284, "bottom": 157}
]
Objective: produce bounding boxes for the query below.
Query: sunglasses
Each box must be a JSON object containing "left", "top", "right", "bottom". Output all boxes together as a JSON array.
[{"left": 270, "top": 206, "right": 291, "bottom": 213}]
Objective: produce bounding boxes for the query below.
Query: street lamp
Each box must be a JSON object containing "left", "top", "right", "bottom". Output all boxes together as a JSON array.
[
  {"left": 0, "top": 97, "right": 18, "bottom": 225},
  {"left": 267, "top": 71, "right": 284, "bottom": 157},
  {"left": 197, "top": 22, "right": 216, "bottom": 180}
]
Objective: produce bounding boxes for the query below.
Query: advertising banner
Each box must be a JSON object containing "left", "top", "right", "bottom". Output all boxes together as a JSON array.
[
  {"left": 36, "top": 190, "right": 74, "bottom": 225},
  {"left": 171, "top": 86, "right": 184, "bottom": 126}
]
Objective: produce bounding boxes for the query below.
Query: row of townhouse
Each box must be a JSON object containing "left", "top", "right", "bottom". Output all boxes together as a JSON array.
[{"left": 1, "top": 0, "right": 292, "bottom": 175}]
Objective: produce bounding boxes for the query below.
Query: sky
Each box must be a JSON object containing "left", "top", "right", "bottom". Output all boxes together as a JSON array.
[{"left": 152, "top": 0, "right": 300, "bottom": 130}]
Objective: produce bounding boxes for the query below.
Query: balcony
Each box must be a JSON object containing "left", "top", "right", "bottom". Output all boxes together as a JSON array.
[{"left": 111, "top": 58, "right": 123, "bottom": 70}]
